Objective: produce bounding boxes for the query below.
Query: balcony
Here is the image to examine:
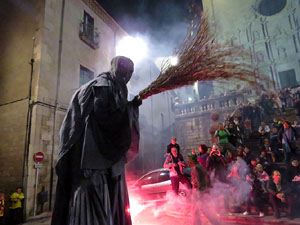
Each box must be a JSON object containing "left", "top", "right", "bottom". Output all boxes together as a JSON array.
[
  {"left": 173, "top": 91, "right": 248, "bottom": 118},
  {"left": 79, "top": 22, "right": 99, "bottom": 49}
]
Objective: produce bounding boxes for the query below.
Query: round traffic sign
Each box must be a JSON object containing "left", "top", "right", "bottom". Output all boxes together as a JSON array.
[{"left": 34, "top": 152, "right": 45, "bottom": 163}]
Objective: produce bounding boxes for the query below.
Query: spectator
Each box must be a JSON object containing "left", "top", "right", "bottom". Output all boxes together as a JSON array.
[
  {"left": 294, "top": 99, "right": 300, "bottom": 121},
  {"left": 287, "top": 159, "right": 300, "bottom": 215},
  {"left": 259, "top": 130, "right": 270, "bottom": 146},
  {"left": 0, "top": 194, "right": 4, "bottom": 225},
  {"left": 249, "top": 158, "right": 258, "bottom": 173},
  {"left": 271, "top": 93, "right": 283, "bottom": 115},
  {"left": 267, "top": 170, "right": 293, "bottom": 219},
  {"left": 207, "top": 145, "right": 227, "bottom": 182},
  {"left": 187, "top": 154, "right": 210, "bottom": 191},
  {"left": 292, "top": 119, "right": 300, "bottom": 135},
  {"left": 255, "top": 164, "right": 269, "bottom": 193},
  {"left": 37, "top": 186, "right": 48, "bottom": 214},
  {"left": 243, "top": 174, "right": 265, "bottom": 217},
  {"left": 224, "top": 120, "right": 231, "bottom": 129},
  {"left": 292, "top": 120, "right": 300, "bottom": 128},
  {"left": 272, "top": 118, "right": 282, "bottom": 130},
  {"left": 285, "top": 88, "right": 294, "bottom": 107},
  {"left": 252, "top": 101, "right": 263, "bottom": 129},
  {"left": 187, "top": 156, "right": 220, "bottom": 225},
  {"left": 197, "top": 144, "right": 209, "bottom": 168},
  {"left": 224, "top": 150, "right": 237, "bottom": 165},
  {"left": 278, "top": 121, "right": 298, "bottom": 163},
  {"left": 286, "top": 159, "right": 300, "bottom": 182},
  {"left": 164, "top": 147, "right": 191, "bottom": 195},
  {"left": 262, "top": 139, "right": 272, "bottom": 153},
  {"left": 9, "top": 187, "right": 24, "bottom": 225},
  {"left": 262, "top": 139, "right": 276, "bottom": 164},
  {"left": 233, "top": 116, "right": 244, "bottom": 142},
  {"left": 243, "top": 118, "right": 252, "bottom": 140},
  {"left": 258, "top": 150, "right": 273, "bottom": 173},
  {"left": 241, "top": 147, "right": 251, "bottom": 165},
  {"left": 270, "top": 127, "right": 282, "bottom": 161},
  {"left": 258, "top": 122, "right": 270, "bottom": 134},
  {"left": 214, "top": 123, "right": 236, "bottom": 154},
  {"left": 236, "top": 145, "right": 244, "bottom": 157},
  {"left": 279, "top": 90, "right": 287, "bottom": 112},
  {"left": 227, "top": 122, "right": 239, "bottom": 147},
  {"left": 167, "top": 137, "right": 181, "bottom": 154},
  {"left": 191, "top": 149, "right": 197, "bottom": 155}
]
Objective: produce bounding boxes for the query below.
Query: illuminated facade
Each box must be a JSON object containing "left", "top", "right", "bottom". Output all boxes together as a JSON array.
[{"left": 203, "top": 0, "right": 300, "bottom": 91}]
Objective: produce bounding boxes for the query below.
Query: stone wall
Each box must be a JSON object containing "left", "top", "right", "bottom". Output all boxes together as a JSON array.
[
  {"left": 0, "top": 101, "right": 28, "bottom": 193},
  {"left": 174, "top": 92, "right": 245, "bottom": 156},
  {"left": 0, "top": 0, "right": 44, "bottom": 207}
]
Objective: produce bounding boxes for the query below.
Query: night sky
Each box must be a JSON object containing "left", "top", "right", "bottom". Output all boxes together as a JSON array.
[{"left": 97, "top": 0, "right": 203, "bottom": 57}]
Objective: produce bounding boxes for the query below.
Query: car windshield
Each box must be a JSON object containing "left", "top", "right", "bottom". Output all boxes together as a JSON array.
[
  {"left": 157, "top": 171, "right": 170, "bottom": 182},
  {"left": 137, "top": 170, "right": 170, "bottom": 186}
]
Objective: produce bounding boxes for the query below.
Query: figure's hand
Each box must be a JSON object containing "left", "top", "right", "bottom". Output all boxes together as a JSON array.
[{"left": 131, "top": 95, "right": 142, "bottom": 107}]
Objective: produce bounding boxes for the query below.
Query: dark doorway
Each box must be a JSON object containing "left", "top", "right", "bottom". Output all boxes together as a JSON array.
[
  {"left": 278, "top": 69, "right": 298, "bottom": 88},
  {"left": 197, "top": 81, "right": 213, "bottom": 100}
]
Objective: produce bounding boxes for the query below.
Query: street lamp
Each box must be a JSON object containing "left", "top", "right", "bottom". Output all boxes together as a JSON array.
[
  {"left": 170, "top": 56, "right": 178, "bottom": 66},
  {"left": 116, "top": 36, "right": 148, "bottom": 63}
]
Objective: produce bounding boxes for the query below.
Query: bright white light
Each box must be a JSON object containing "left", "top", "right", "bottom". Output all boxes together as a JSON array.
[
  {"left": 170, "top": 56, "right": 178, "bottom": 66},
  {"left": 188, "top": 97, "right": 193, "bottom": 102},
  {"left": 116, "top": 36, "right": 148, "bottom": 63}
]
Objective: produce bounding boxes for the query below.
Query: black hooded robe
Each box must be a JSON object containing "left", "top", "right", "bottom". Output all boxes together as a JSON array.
[{"left": 51, "top": 71, "right": 139, "bottom": 225}]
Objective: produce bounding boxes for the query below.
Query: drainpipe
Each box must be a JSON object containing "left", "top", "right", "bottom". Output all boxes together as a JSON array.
[
  {"left": 49, "top": 0, "right": 66, "bottom": 210},
  {"left": 22, "top": 36, "right": 36, "bottom": 218}
]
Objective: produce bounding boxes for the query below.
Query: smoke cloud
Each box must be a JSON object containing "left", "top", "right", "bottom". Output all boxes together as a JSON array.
[{"left": 128, "top": 159, "right": 252, "bottom": 225}]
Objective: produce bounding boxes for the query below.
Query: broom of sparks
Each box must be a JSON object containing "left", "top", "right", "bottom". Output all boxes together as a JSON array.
[{"left": 138, "top": 15, "right": 267, "bottom": 100}]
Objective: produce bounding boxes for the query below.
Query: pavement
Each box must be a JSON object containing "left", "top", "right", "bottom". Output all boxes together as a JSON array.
[
  {"left": 21, "top": 209, "right": 300, "bottom": 225},
  {"left": 23, "top": 212, "right": 51, "bottom": 225}
]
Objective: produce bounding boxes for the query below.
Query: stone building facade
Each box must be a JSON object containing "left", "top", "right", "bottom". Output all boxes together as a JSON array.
[
  {"left": 0, "top": 0, "right": 127, "bottom": 216},
  {"left": 203, "top": 0, "right": 300, "bottom": 90}
]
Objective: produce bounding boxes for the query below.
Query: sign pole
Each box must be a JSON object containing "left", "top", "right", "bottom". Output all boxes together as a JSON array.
[
  {"left": 33, "top": 152, "right": 44, "bottom": 217},
  {"left": 33, "top": 162, "right": 39, "bottom": 216}
]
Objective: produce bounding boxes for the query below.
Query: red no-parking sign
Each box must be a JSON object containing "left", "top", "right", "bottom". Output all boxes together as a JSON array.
[{"left": 34, "top": 152, "right": 45, "bottom": 163}]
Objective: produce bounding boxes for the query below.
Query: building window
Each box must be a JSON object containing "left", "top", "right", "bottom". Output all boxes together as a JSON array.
[
  {"left": 79, "top": 11, "right": 99, "bottom": 49},
  {"left": 80, "top": 65, "right": 94, "bottom": 86},
  {"left": 278, "top": 69, "right": 298, "bottom": 89}
]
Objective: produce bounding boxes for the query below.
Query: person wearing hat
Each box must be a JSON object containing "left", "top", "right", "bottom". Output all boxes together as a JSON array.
[{"left": 167, "top": 137, "right": 181, "bottom": 154}]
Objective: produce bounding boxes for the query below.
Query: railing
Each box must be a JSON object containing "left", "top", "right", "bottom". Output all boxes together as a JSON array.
[
  {"left": 79, "top": 22, "right": 99, "bottom": 49},
  {"left": 173, "top": 92, "right": 246, "bottom": 117}
]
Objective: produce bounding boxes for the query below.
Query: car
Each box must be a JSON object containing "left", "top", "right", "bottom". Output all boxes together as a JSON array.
[{"left": 128, "top": 168, "right": 191, "bottom": 203}]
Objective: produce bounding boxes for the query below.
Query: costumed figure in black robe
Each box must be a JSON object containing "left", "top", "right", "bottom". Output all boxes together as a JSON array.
[{"left": 51, "top": 56, "right": 141, "bottom": 225}]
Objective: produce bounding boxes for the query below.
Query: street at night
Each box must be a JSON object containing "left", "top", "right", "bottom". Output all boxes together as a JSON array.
[{"left": 1, "top": 0, "right": 300, "bottom": 224}]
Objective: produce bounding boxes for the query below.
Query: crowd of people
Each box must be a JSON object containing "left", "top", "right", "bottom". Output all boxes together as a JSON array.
[
  {"left": 163, "top": 88, "right": 300, "bottom": 220},
  {"left": 0, "top": 187, "right": 24, "bottom": 225}
]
